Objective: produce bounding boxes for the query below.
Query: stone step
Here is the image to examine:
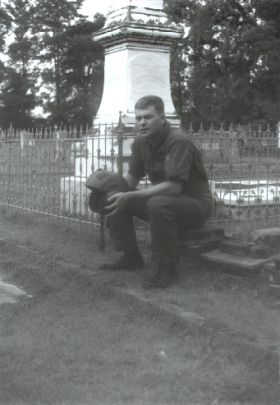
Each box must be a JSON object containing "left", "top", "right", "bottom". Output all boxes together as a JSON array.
[
  {"left": 274, "top": 256, "right": 280, "bottom": 270},
  {"left": 250, "top": 228, "right": 280, "bottom": 248},
  {"left": 180, "top": 226, "right": 225, "bottom": 242},
  {"left": 267, "top": 284, "right": 280, "bottom": 299},
  {"left": 219, "top": 240, "right": 255, "bottom": 256},
  {"left": 219, "top": 240, "right": 271, "bottom": 259},
  {"left": 262, "top": 262, "right": 280, "bottom": 284},
  {"left": 178, "top": 237, "right": 223, "bottom": 257},
  {"left": 201, "top": 249, "right": 271, "bottom": 271},
  {"left": 248, "top": 244, "right": 272, "bottom": 259}
]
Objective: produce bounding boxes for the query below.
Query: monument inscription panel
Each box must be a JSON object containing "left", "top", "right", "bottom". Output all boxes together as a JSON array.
[{"left": 128, "top": 51, "right": 175, "bottom": 114}]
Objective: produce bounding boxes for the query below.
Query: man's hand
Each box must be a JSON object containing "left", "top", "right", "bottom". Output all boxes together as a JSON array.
[{"left": 104, "top": 192, "right": 130, "bottom": 217}]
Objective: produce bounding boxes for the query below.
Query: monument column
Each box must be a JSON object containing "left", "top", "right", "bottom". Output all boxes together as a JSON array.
[{"left": 93, "top": 0, "right": 184, "bottom": 126}]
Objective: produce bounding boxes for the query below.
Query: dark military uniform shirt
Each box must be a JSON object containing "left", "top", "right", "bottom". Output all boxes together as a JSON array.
[{"left": 128, "top": 121, "right": 212, "bottom": 201}]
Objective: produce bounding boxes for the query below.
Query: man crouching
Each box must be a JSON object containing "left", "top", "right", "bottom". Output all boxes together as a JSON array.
[{"left": 101, "top": 95, "right": 213, "bottom": 288}]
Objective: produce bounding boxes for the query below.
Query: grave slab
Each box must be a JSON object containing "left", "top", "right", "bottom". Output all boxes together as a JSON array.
[
  {"left": 250, "top": 228, "right": 280, "bottom": 248},
  {"left": 201, "top": 249, "right": 270, "bottom": 270}
]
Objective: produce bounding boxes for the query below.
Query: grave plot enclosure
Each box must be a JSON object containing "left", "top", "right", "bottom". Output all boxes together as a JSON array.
[{"left": 0, "top": 124, "right": 279, "bottom": 235}]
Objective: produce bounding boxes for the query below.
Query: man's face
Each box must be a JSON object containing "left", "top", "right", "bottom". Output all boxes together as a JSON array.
[{"left": 135, "top": 105, "right": 165, "bottom": 138}]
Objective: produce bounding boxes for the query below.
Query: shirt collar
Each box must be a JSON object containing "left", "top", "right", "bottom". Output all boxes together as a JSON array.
[{"left": 146, "top": 121, "right": 170, "bottom": 150}]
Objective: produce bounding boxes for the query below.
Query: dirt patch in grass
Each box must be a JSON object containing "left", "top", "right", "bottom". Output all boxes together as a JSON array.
[{"left": 0, "top": 212, "right": 279, "bottom": 405}]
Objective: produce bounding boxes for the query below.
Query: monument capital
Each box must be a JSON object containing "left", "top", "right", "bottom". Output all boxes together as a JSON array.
[
  {"left": 94, "top": 0, "right": 184, "bottom": 126},
  {"left": 104, "top": 0, "right": 172, "bottom": 28}
]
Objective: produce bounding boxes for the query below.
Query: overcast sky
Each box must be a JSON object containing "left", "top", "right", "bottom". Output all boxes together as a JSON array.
[
  {"left": 80, "top": 0, "right": 111, "bottom": 17},
  {"left": 79, "top": 1, "right": 165, "bottom": 18}
]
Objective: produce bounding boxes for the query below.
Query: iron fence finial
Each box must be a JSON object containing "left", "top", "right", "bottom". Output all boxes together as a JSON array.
[{"left": 118, "top": 111, "right": 123, "bottom": 129}]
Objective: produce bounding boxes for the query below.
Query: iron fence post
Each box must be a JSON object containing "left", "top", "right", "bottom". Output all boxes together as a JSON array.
[
  {"left": 7, "top": 143, "right": 12, "bottom": 207},
  {"left": 98, "top": 114, "right": 125, "bottom": 251},
  {"left": 100, "top": 114, "right": 124, "bottom": 252},
  {"left": 116, "top": 112, "right": 124, "bottom": 177},
  {"left": 99, "top": 212, "right": 105, "bottom": 251}
]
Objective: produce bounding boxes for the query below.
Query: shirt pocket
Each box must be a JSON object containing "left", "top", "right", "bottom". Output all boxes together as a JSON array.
[{"left": 148, "top": 153, "right": 166, "bottom": 183}]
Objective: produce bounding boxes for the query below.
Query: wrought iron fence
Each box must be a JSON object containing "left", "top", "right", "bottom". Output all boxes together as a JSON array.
[{"left": 0, "top": 122, "right": 280, "bottom": 238}]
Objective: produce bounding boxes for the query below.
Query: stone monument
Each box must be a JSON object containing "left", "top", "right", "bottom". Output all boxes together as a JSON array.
[
  {"left": 60, "top": 0, "right": 184, "bottom": 216},
  {"left": 94, "top": 0, "right": 184, "bottom": 126}
]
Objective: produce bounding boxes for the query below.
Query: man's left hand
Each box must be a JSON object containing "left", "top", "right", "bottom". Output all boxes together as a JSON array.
[{"left": 104, "top": 192, "right": 130, "bottom": 217}]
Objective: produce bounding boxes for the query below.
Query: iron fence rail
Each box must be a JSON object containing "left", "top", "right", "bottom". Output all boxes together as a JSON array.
[{"left": 0, "top": 123, "right": 280, "bottom": 235}]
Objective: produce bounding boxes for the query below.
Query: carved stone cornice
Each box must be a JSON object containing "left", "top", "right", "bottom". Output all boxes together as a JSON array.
[
  {"left": 94, "top": 21, "right": 184, "bottom": 48},
  {"left": 105, "top": 4, "right": 168, "bottom": 27}
]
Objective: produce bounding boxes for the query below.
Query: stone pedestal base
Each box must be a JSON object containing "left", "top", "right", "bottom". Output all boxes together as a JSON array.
[
  {"left": 74, "top": 137, "right": 132, "bottom": 176},
  {"left": 60, "top": 177, "right": 89, "bottom": 217}
]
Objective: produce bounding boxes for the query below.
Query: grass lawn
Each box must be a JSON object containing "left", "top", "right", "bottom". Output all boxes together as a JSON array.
[{"left": 0, "top": 213, "right": 278, "bottom": 405}]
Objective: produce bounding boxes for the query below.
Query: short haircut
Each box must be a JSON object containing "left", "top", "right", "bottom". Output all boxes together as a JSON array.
[{"left": 135, "top": 95, "right": 165, "bottom": 114}]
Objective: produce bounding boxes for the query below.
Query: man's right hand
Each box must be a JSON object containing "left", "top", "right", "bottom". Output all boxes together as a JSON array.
[{"left": 104, "top": 192, "right": 131, "bottom": 217}]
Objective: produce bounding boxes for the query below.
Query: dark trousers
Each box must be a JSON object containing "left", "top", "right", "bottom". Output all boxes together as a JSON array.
[{"left": 108, "top": 194, "right": 213, "bottom": 267}]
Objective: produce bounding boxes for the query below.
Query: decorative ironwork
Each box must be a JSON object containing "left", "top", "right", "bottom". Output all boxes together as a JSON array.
[{"left": 0, "top": 123, "right": 279, "bottom": 234}]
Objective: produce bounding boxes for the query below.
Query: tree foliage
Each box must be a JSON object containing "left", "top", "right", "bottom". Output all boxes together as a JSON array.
[
  {"left": 0, "top": 67, "right": 36, "bottom": 128},
  {"left": 0, "top": 0, "right": 104, "bottom": 128},
  {"left": 0, "top": 0, "right": 36, "bottom": 128},
  {"left": 167, "top": 0, "right": 280, "bottom": 129},
  {"left": 249, "top": 0, "right": 280, "bottom": 126},
  {"left": 31, "top": 0, "right": 95, "bottom": 125},
  {"left": 0, "top": 0, "right": 280, "bottom": 128},
  {"left": 0, "top": 3, "right": 11, "bottom": 52},
  {"left": 56, "top": 17, "right": 104, "bottom": 126}
]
